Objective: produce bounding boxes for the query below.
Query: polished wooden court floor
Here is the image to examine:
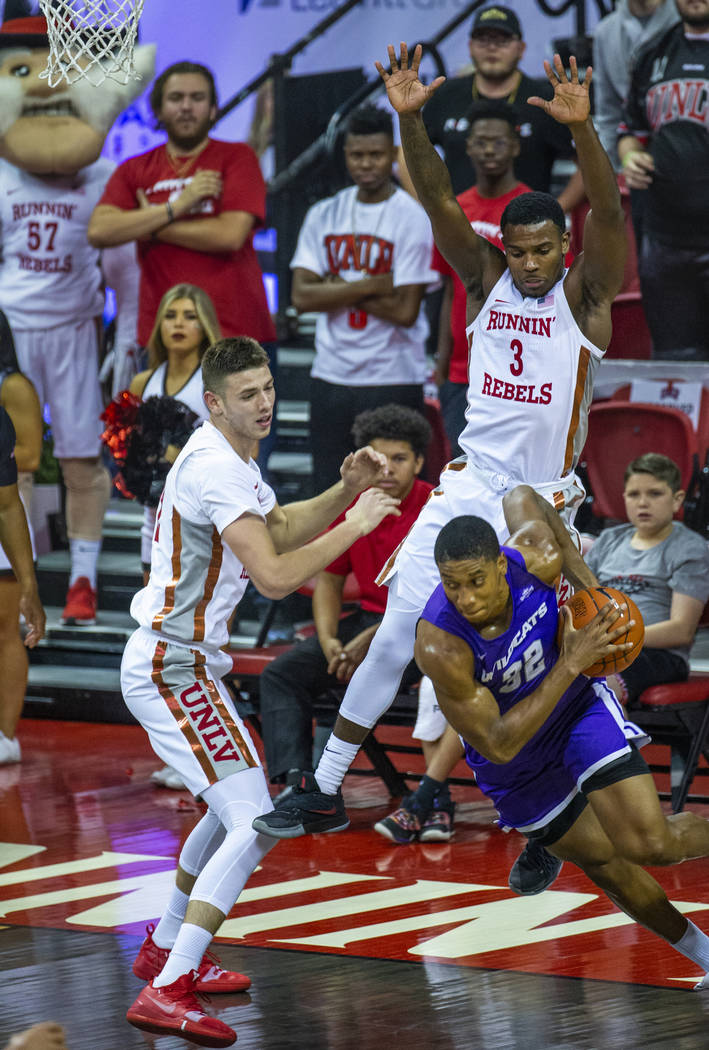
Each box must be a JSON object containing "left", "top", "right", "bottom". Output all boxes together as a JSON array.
[{"left": 3, "top": 718, "right": 709, "bottom": 1050}]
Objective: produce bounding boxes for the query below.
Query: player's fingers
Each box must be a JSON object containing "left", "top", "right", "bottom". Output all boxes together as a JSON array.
[
  {"left": 584, "top": 64, "right": 593, "bottom": 88},
  {"left": 374, "top": 60, "right": 387, "bottom": 80},
  {"left": 400, "top": 41, "right": 409, "bottom": 69},
  {"left": 411, "top": 42, "right": 422, "bottom": 72},
  {"left": 552, "top": 53, "right": 566, "bottom": 81},
  {"left": 568, "top": 55, "right": 578, "bottom": 82}
]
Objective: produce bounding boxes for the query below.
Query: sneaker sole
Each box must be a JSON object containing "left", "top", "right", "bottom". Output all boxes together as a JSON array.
[
  {"left": 373, "top": 821, "right": 417, "bottom": 845},
  {"left": 126, "top": 1012, "right": 236, "bottom": 1047},
  {"left": 251, "top": 816, "right": 349, "bottom": 839},
  {"left": 61, "top": 617, "right": 96, "bottom": 626},
  {"left": 419, "top": 829, "right": 454, "bottom": 842},
  {"left": 508, "top": 860, "right": 563, "bottom": 896}
]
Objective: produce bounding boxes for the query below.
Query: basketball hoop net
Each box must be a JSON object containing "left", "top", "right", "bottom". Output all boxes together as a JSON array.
[{"left": 38, "top": 0, "right": 146, "bottom": 87}]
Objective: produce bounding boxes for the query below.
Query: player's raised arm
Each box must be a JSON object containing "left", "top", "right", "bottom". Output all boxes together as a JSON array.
[
  {"left": 376, "top": 43, "right": 505, "bottom": 291},
  {"left": 529, "top": 55, "right": 625, "bottom": 346}
]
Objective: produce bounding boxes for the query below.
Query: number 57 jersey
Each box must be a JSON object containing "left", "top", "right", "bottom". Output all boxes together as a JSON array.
[
  {"left": 460, "top": 268, "right": 604, "bottom": 485},
  {"left": 0, "top": 156, "right": 113, "bottom": 329}
]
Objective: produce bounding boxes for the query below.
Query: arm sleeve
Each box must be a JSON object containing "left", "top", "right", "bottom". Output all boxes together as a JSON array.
[
  {"left": 176, "top": 450, "right": 272, "bottom": 533},
  {"left": 431, "top": 242, "right": 452, "bottom": 277},
  {"left": 591, "top": 29, "right": 624, "bottom": 164},
  {"left": 392, "top": 202, "right": 437, "bottom": 288},
  {"left": 99, "top": 160, "right": 137, "bottom": 210},
  {"left": 221, "top": 143, "right": 267, "bottom": 223},
  {"left": 619, "top": 56, "right": 650, "bottom": 144},
  {"left": 290, "top": 202, "right": 326, "bottom": 276},
  {"left": 668, "top": 532, "right": 709, "bottom": 604}
]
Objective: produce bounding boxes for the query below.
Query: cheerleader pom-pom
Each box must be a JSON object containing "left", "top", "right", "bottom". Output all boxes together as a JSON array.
[{"left": 100, "top": 390, "right": 142, "bottom": 464}]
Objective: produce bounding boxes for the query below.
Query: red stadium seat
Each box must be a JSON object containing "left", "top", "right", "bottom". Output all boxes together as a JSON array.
[
  {"left": 606, "top": 293, "right": 653, "bottom": 360},
  {"left": 423, "top": 395, "right": 452, "bottom": 483},
  {"left": 631, "top": 674, "right": 709, "bottom": 811},
  {"left": 583, "top": 401, "right": 697, "bottom": 520}
]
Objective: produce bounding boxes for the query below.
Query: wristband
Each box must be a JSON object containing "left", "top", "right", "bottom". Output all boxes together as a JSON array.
[{"left": 165, "top": 200, "right": 175, "bottom": 223}]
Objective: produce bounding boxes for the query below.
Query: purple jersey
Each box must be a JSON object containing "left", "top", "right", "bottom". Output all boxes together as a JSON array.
[{"left": 420, "top": 547, "right": 645, "bottom": 829}]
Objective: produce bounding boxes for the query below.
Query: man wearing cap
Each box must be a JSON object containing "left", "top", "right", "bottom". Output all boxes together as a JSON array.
[{"left": 399, "top": 5, "right": 583, "bottom": 210}]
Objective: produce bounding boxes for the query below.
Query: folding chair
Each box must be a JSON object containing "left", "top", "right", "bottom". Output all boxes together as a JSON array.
[
  {"left": 583, "top": 402, "right": 697, "bottom": 520},
  {"left": 631, "top": 676, "right": 709, "bottom": 812}
]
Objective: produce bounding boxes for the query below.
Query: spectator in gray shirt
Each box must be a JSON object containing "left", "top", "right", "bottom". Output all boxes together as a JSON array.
[
  {"left": 592, "top": 0, "right": 679, "bottom": 171},
  {"left": 586, "top": 452, "right": 709, "bottom": 707}
]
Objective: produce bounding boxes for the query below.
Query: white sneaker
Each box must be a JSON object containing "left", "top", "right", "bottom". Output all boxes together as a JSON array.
[
  {"left": 150, "top": 765, "right": 186, "bottom": 790},
  {"left": 0, "top": 734, "right": 21, "bottom": 765}
]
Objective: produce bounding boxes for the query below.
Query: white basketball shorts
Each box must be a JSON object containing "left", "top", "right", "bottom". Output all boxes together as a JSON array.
[
  {"left": 377, "top": 457, "right": 585, "bottom": 609},
  {"left": 13, "top": 318, "right": 104, "bottom": 459},
  {"left": 121, "top": 627, "right": 262, "bottom": 798}
]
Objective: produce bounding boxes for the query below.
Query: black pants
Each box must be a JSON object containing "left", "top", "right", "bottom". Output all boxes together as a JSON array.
[
  {"left": 639, "top": 236, "right": 709, "bottom": 360},
  {"left": 259, "top": 609, "right": 419, "bottom": 782},
  {"left": 620, "top": 647, "right": 688, "bottom": 706},
  {"left": 309, "top": 377, "right": 424, "bottom": 488}
]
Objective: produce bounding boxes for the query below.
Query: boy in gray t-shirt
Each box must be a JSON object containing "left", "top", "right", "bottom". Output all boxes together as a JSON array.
[{"left": 586, "top": 453, "right": 709, "bottom": 706}]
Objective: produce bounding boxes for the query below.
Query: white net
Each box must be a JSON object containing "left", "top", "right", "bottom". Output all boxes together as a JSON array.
[{"left": 38, "top": 0, "right": 146, "bottom": 87}]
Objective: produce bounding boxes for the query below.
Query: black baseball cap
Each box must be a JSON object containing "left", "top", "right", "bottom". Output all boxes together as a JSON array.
[{"left": 470, "top": 6, "right": 522, "bottom": 39}]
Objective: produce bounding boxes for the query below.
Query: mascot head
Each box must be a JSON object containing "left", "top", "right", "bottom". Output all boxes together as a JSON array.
[{"left": 0, "top": 15, "right": 155, "bottom": 174}]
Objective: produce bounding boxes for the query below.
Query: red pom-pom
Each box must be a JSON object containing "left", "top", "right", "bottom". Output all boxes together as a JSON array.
[{"left": 100, "top": 390, "right": 142, "bottom": 465}]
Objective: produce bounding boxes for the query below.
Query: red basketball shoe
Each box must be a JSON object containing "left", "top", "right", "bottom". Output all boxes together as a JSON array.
[
  {"left": 126, "top": 971, "right": 236, "bottom": 1047},
  {"left": 61, "top": 576, "right": 97, "bottom": 625},
  {"left": 133, "top": 924, "right": 251, "bottom": 993}
]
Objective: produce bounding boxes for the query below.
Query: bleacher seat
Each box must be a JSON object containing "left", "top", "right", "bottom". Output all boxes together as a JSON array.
[{"left": 583, "top": 401, "right": 697, "bottom": 520}]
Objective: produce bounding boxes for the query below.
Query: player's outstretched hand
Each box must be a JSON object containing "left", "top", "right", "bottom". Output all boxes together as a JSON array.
[
  {"left": 345, "top": 487, "right": 400, "bottom": 536},
  {"left": 340, "top": 444, "right": 388, "bottom": 494},
  {"left": 527, "top": 54, "right": 591, "bottom": 126},
  {"left": 557, "top": 600, "right": 635, "bottom": 678},
  {"left": 375, "top": 43, "right": 445, "bottom": 116}
]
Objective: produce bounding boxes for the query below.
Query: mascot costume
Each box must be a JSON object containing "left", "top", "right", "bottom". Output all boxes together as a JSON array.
[{"left": 0, "top": 11, "right": 155, "bottom": 625}]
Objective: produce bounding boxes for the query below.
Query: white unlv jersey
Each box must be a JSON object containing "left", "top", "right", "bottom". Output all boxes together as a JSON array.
[
  {"left": 459, "top": 269, "right": 604, "bottom": 484},
  {"left": 130, "top": 421, "right": 276, "bottom": 651},
  {"left": 291, "top": 185, "right": 436, "bottom": 385},
  {"left": 0, "top": 157, "right": 113, "bottom": 328}
]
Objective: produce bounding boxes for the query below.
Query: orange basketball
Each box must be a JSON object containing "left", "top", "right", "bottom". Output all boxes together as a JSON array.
[{"left": 558, "top": 586, "right": 645, "bottom": 677}]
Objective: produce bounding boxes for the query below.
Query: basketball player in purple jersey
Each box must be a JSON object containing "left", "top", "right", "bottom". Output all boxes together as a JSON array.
[
  {"left": 415, "top": 484, "right": 709, "bottom": 988},
  {"left": 252, "top": 46, "right": 626, "bottom": 900}
]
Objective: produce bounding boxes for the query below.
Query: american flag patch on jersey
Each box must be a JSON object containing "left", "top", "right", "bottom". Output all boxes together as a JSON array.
[{"left": 537, "top": 293, "right": 555, "bottom": 307}]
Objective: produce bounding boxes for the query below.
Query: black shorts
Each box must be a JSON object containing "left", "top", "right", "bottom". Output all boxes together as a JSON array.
[{"left": 526, "top": 746, "right": 651, "bottom": 847}]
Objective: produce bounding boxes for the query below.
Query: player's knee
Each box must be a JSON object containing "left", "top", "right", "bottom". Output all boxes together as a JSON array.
[{"left": 618, "top": 828, "right": 671, "bottom": 867}]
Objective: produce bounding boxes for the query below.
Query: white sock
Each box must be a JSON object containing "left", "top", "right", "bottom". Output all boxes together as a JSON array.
[
  {"left": 152, "top": 887, "right": 190, "bottom": 949},
  {"left": 673, "top": 920, "right": 709, "bottom": 979},
  {"left": 153, "top": 922, "right": 212, "bottom": 987},
  {"left": 314, "top": 736, "right": 361, "bottom": 795},
  {"left": 69, "top": 539, "right": 101, "bottom": 589}
]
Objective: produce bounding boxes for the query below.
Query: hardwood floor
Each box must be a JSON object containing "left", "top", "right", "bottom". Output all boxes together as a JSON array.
[{"left": 3, "top": 718, "right": 709, "bottom": 1050}]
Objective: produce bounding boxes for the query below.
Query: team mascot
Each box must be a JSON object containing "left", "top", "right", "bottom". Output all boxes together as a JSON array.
[{"left": 0, "top": 12, "right": 155, "bottom": 625}]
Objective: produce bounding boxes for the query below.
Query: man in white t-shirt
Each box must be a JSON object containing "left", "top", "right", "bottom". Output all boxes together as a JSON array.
[
  {"left": 290, "top": 102, "right": 437, "bottom": 486},
  {"left": 122, "top": 335, "right": 399, "bottom": 1047}
]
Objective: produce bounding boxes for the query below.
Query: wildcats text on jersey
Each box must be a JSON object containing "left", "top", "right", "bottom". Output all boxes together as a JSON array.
[{"left": 325, "top": 234, "right": 393, "bottom": 275}]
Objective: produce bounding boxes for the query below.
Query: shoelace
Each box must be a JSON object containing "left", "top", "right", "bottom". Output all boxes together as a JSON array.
[{"left": 199, "top": 949, "right": 224, "bottom": 976}]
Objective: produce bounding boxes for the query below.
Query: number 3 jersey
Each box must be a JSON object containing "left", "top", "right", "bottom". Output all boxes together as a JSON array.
[
  {"left": 420, "top": 547, "right": 594, "bottom": 796},
  {"left": 0, "top": 156, "right": 113, "bottom": 329},
  {"left": 460, "top": 268, "right": 604, "bottom": 485}
]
